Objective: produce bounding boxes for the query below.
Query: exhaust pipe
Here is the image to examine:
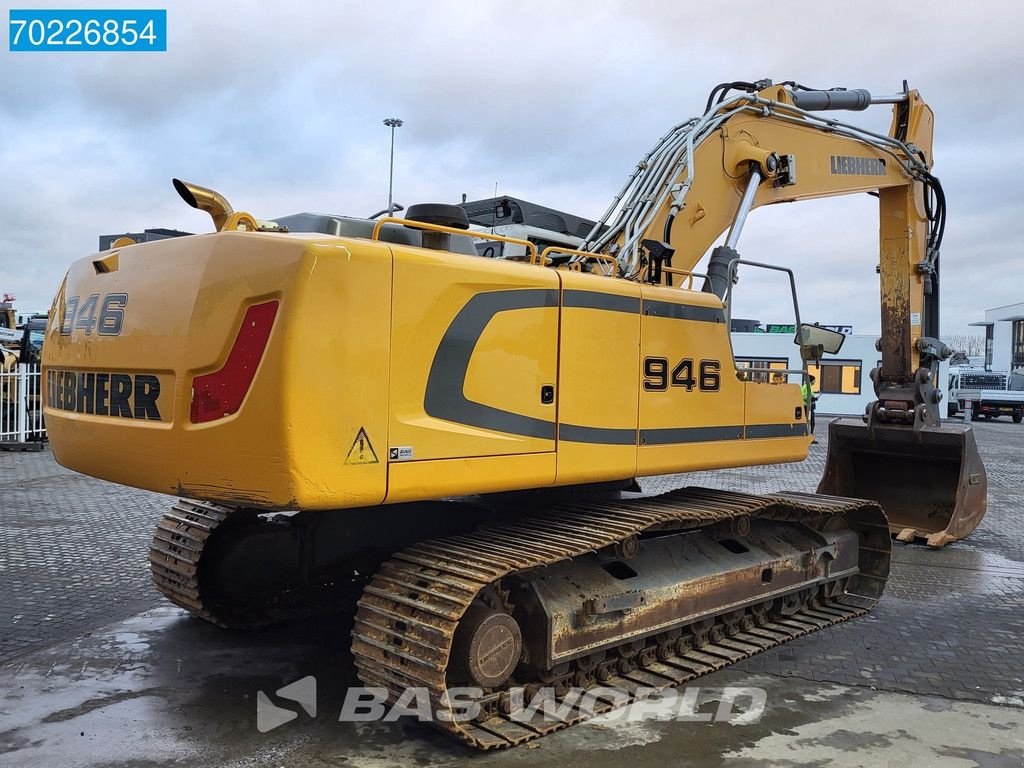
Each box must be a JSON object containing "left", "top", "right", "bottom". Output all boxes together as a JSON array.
[{"left": 173, "top": 178, "right": 234, "bottom": 231}]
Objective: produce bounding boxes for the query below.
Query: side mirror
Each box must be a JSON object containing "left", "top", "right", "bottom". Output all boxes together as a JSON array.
[{"left": 796, "top": 323, "right": 845, "bottom": 359}]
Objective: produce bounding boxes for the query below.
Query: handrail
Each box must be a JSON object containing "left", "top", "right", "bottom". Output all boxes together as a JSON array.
[
  {"left": 724, "top": 258, "right": 801, "bottom": 331},
  {"left": 221, "top": 211, "right": 261, "bottom": 232},
  {"left": 661, "top": 266, "right": 711, "bottom": 290},
  {"left": 371, "top": 217, "right": 538, "bottom": 261},
  {"left": 537, "top": 245, "right": 619, "bottom": 274},
  {"left": 736, "top": 367, "right": 807, "bottom": 381},
  {"left": 729, "top": 259, "right": 806, "bottom": 391}
]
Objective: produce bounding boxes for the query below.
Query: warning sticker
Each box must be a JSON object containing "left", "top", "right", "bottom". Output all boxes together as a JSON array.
[{"left": 345, "top": 427, "right": 379, "bottom": 465}]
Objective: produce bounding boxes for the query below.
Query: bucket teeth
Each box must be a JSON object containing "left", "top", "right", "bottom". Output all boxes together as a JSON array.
[
  {"left": 895, "top": 528, "right": 918, "bottom": 543},
  {"left": 926, "top": 532, "right": 955, "bottom": 548}
]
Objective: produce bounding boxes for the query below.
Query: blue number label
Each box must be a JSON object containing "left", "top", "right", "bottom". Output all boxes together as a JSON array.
[{"left": 9, "top": 9, "right": 166, "bottom": 51}]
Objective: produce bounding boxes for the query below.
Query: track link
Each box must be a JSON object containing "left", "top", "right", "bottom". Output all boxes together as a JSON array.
[
  {"left": 148, "top": 499, "right": 240, "bottom": 627},
  {"left": 352, "top": 487, "right": 890, "bottom": 749}
]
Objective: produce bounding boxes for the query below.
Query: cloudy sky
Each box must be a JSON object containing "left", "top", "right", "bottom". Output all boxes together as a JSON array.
[{"left": 1, "top": 0, "right": 1020, "bottom": 337}]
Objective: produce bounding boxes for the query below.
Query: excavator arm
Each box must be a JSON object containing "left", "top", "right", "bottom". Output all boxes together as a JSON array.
[{"left": 580, "top": 80, "right": 984, "bottom": 546}]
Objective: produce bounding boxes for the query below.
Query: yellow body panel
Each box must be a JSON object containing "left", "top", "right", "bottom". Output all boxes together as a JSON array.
[
  {"left": 387, "top": 453, "right": 556, "bottom": 504},
  {"left": 43, "top": 231, "right": 810, "bottom": 511},
  {"left": 388, "top": 246, "right": 559, "bottom": 462},
  {"left": 555, "top": 270, "right": 640, "bottom": 486},
  {"left": 281, "top": 240, "right": 392, "bottom": 508},
  {"left": 633, "top": 285, "right": 806, "bottom": 474},
  {"left": 45, "top": 233, "right": 394, "bottom": 509}
]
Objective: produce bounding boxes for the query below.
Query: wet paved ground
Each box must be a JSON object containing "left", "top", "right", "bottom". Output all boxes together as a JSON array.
[
  {"left": 2, "top": 419, "right": 1023, "bottom": 766},
  {"left": 0, "top": 451, "right": 170, "bottom": 661},
  {"left": 649, "top": 420, "right": 1024, "bottom": 707}
]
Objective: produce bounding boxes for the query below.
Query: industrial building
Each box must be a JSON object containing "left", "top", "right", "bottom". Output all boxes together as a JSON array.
[
  {"left": 973, "top": 301, "right": 1024, "bottom": 372},
  {"left": 98, "top": 227, "right": 191, "bottom": 251},
  {"left": 729, "top": 326, "right": 877, "bottom": 417}
]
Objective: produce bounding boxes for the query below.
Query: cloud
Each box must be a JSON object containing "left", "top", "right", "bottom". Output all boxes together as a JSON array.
[{"left": 0, "top": 0, "right": 1019, "bottom": 340}]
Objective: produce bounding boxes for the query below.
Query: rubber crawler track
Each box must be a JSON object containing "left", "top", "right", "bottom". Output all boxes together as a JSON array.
[{"left": 351, "top": 487, "right": 890, "bottom": 749}]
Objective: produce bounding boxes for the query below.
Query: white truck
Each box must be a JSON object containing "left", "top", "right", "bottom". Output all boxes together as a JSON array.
[{"left": 948, "top": 368, "right": 1024, "bottom": 423}]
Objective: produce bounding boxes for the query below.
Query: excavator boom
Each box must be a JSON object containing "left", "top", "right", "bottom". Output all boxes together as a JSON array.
[{"left": 577, "top": 80, "right": 986, "bottom": 546}]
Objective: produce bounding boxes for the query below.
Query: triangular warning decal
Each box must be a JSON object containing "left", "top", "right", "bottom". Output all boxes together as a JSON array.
[{"left": 345, "top": 427, "right": 379, "bottom": 465}]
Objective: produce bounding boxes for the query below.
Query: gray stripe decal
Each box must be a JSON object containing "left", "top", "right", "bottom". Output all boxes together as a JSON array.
[
  {"left": 423, "top": 288, "right": 788, "bottom": 447},
  {"left": 642, "top": 299, "right": 725, "bottom": 324},
  {"left": 640, "top": 423, "right": 807, "bottom": 445},
  {"left": 563, "top": 290, "right": 641, "bottom": 314},
  {"left": 641, "top": 425, "right": 745, "bottom": 445},
  {"left": 745, "top": 423, "right": 809, "bottom": 439},
  {"left": 424, "top": 289, "right": 559, "bottom": 440},
  {"left": 559, "top": 424, "right": 637, "bottom": 445}
]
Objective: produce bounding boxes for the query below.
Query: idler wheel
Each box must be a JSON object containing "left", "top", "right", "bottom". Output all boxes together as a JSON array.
[
  {"left": 449, "top": 602, "right": 522, "bottom": 689},
  {"left": 731, "top": 514, "right": 751, "bottom": 537},
  {"left": 613, "top": 535, "right": 639, "bottom": 560}
]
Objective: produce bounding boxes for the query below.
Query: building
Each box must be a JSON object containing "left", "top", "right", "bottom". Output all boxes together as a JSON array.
[
  {"left": 98, "top": 228, "right": 191, "bottom": 251},
  {"left": 730, "top": 329, "right": 877, "bottom": 416},
  {"left": 972, "top": 302, "right": 1024, "bottom": 372}
]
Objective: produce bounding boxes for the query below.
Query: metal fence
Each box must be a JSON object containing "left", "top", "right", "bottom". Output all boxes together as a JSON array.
[{"left": 0, "top": 364, "right": 46, "bottom": 444}]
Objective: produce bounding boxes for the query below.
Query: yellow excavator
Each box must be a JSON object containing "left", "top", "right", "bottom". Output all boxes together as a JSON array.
[{"left": 42, "top": 79, "right": 985, "bottom": 748}]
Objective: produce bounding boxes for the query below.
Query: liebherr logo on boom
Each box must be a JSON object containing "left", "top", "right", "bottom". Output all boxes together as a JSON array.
[{"left": 830, "top": 155, "right": 887, "bottom": 176}]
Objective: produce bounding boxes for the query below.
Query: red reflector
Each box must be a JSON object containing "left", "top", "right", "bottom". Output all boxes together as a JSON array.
[{"left": 190, "top": 300, "right": 278, "bottom": 424}]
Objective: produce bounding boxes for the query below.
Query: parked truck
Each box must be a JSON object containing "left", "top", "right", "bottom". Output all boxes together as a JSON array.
[{"left": 948, "top": 368, "right": 1024, "bottom": 423}]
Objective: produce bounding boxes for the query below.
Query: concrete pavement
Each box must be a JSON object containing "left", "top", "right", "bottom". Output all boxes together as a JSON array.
[{"left": 2, "top": 420, "right": 1023, "bottom": 765}]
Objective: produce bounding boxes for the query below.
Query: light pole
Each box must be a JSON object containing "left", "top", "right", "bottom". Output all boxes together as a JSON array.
[{"left": 383, "top": 118, "right": 403, "bottom": 217}]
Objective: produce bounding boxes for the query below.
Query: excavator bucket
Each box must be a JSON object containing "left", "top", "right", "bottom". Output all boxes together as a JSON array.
[{"left": 817, "top": 418, "right": 987, "bottom": 548}]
